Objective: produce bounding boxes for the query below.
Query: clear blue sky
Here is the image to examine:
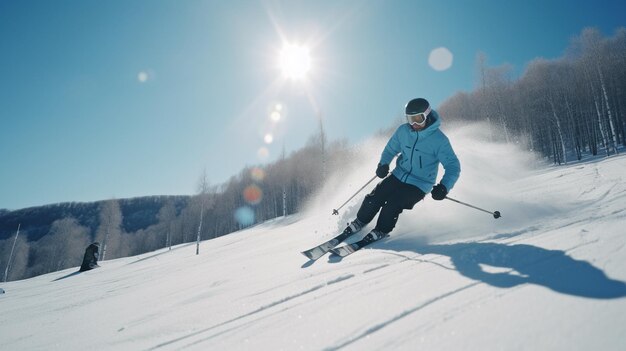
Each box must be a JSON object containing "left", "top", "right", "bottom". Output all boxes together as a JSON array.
[{"left": 1, "top": 0, "right": 624, "bottom": 210}]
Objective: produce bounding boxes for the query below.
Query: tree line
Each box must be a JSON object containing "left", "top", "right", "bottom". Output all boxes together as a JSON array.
[
  {"left": 439, "top": 27, "right": 626, "bottom": 163},
  {"left": 1, "top": 132, "right": 357, "bottom": 281}
]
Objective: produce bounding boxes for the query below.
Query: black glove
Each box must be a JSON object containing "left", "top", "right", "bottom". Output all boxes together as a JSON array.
[
  {"left": 375, "top": 163, "right": 389, "bottom": 178},
  {"left": 431, "top": 183, "right": 448, "bottom": 200}
]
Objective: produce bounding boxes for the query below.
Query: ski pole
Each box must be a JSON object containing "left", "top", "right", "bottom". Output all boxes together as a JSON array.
[
  {"left": 445, "top": 196, "right": 501, "bottom": 219},
  {"left": 332, "top": 175, "right": 378, "bottom": 215}
]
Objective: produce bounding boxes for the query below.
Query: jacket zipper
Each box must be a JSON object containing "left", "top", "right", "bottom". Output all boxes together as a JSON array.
[{"left": 403, "top": 132, "right": 419, "bottom": 182}]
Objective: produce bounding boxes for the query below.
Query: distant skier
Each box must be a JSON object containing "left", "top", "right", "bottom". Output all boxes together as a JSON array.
[
  {"left": 79, "top": 242, "right": 100, "bottom": 272},
  {"left": 344, "top": 98, "right": 461, "bottom": 243}
]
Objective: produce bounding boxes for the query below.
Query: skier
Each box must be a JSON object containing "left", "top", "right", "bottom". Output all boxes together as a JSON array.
[
  {"left": 79, "top": 242, "right": 100, "bottom": 272},
  {"left": 344, "top": 98, "right": 461, "bottom": 243}
]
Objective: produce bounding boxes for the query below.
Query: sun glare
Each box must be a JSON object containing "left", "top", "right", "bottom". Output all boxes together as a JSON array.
[
  {"left": 279, "top": 43, "right": 311, "bottom": 80},
  {"left": 428, "top": 47, "right": 454, "bottom": 71},
  {"left": 138, "top": 71, "right": 149, "bottom": 83}
]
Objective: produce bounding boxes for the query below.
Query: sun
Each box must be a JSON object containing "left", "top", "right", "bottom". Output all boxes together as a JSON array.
[{"left": 279, "top": 43, "right": 311, "bottom": 80}]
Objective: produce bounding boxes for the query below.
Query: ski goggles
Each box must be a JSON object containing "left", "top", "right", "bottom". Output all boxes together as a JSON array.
[{"left": 406, "top": 105, "right": 431, "bottom": 126}]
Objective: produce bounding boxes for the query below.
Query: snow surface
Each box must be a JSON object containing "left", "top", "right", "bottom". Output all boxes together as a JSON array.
[{"left": 2, "top": 126, "right": 626, "bottom": 350}]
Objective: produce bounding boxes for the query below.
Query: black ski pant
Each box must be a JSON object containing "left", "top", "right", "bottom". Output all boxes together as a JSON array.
[{"left": 356, "top": 174, "right": 426, "bottom": 234}]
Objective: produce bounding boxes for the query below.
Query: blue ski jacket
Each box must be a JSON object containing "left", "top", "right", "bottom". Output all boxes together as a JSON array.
[{"left": 379, "top": 110, "right": 460, "bottom": 193}]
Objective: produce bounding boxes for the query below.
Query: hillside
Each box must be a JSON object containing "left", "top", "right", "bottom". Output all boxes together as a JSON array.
[
  {"left": 1, "top": 128, "right": 625, "bottom": 350},
  {"left": 0, "top": 196, "right": 190, "bottom": 242}
]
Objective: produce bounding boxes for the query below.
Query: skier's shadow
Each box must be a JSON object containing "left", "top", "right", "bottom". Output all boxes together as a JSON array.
[
  {"left": 380, "top": 238, "right": 626, "bottom": 299},
  {"left": 52, "top": 271, "right": 83, "bottom": 281}
]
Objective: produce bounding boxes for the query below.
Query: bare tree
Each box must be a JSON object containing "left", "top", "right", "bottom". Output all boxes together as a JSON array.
[
  {"left": 196, "top": 169, "right": 217, "bottom": 253},
  {"left": 574, "top": 28, "right": 620, "bottom": 155},
  {"left": 5, "top": 235, "right": 30, "bottom": 281},
  {"left": 95, "top": 199, "right": 123, "bottom": 260},
  {"left": 157, "top": 200, "right": 177, "bottom": 250},
  {"left": 1, "top": 230, "right": 30, "bottom": 282}
]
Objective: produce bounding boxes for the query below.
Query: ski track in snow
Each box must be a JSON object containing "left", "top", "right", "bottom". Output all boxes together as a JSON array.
[
  {"left": 176, "top": 257, "right": 427, "bottom": 349},
  {"left": 323, "top": 282, "right": 482, "bottom": 351},
  {"left": 147, "top": 274, "right": 357, "bottom": 350},
  {"left": 152, "top": 256, "right": 431, "bottom": 350}
]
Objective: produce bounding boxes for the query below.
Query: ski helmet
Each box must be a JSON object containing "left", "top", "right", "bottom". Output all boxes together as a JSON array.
[
  {"left": 405, "top": 98, "right": 431, "bottom": 126},
  {"left": 405, "top": 98, "right": 431, "bottom": 116}
]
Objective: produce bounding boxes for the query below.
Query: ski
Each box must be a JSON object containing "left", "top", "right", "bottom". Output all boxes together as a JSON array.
[
  {"left": 330, "top": 232, "right": 388, "bottom": 258},
  {"left": 301, "top": 228, "right": 357, "bottom": 261}
]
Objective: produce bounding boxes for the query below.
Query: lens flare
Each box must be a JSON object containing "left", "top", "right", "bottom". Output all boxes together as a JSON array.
[
  {"left": 264, "top": 134, "right": 274, "bottom": 144},
  {"left": 243, "top": 185, "right": 263, "bottom": 205},
  {"left": 428, "top": 47, "right": 453, "bottom": 71},
  {"left": 270, "top": 111, "right": 281, "bottom": 122},
  {"left": 257, "top": 147, "right": 269, "bottom": 160},
  {"left": 250, "top": 167, "right": 265, "bottom": 182},
  {"left": 234, "top": 206, "right": 255, "bottom": 227},
  {"left": 138, "top": 71, "right": 149, "bottom": 83}
]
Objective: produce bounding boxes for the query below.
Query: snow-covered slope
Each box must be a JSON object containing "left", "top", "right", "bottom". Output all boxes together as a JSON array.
[{"left": 2, "top": 127, "right": 626, "bottom": 351}]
